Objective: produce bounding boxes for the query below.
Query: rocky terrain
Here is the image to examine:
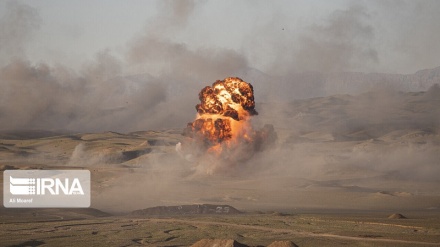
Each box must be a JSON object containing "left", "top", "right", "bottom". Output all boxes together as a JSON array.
[{"left": 1, "top": 88, "right": 440, "bottom": 246}]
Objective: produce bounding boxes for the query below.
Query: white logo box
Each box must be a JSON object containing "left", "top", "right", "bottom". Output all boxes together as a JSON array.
[{"left": 3, "top": 170, "right": 90, "bottom": 208}]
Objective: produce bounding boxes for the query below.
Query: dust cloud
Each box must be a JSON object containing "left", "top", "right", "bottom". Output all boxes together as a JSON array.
[
  {"left": 0, "top": 1, "right": 40, "bottom": 65},
  {"left": 1, "top": 1, "right": 440, "bottom": 212},
  {"left": 1, "top": 1, "right": 440, "bottom": 132},
  {"left": 0, "top": 0, "right": 251, "bottom": 132}
]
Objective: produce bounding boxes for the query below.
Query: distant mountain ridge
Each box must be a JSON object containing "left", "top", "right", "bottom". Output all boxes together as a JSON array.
[
  {"left": 237, "top": 66, "right": 440, "bottom": 100},
  {"left": 323, "top": 66, "right": 440, "bottom": 95},
  {"left": 117, "top": 66, "right": 440, "bottom": 101}
]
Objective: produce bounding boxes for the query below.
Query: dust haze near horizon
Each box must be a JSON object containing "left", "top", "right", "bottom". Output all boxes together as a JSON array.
[
  {"left": 0, "top": 0, "right": 440, "bottom": 132},
  {"left": 0, "top": 1, "right": 440, "bottom": 216}
]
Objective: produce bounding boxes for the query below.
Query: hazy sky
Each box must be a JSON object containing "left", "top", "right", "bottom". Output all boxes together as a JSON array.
[
  {"left": 1, "top": 0, "right": 439, "bottom": 75},
  {"left": 1, "top": 0, "right": 440, "bottom": 132}
]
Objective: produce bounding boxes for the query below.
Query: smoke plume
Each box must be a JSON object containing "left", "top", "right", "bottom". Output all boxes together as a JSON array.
[
  {"left": 2, "top": 1, "right": 440, "bottom": 132},
  {"left": 1, "top": 1, "right": 440, "bottom": 213},
  {"left": 294, "top": 4, "right": 378, "bottom": 73},
  {"left": 0, "top": 1, "right": 40, "bottom": 65},
  {"left": 0, "top": 0, "right": 249, "bottom": 132}
]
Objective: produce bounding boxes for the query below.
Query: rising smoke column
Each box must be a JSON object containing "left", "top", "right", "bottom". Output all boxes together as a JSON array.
[{"left": 184, "top": 77, "right": 258, "bottom": 154}]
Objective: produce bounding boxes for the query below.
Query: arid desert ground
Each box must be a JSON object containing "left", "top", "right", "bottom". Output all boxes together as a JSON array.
[{"left": 1, "top": 89, "right": 440, "bottom": 246}]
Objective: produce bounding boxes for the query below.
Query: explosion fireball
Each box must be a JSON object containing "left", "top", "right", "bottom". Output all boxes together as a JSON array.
[
  {"left": 184, "top": 77, "right": 259, "bottom": 155},
  {"left": 180, "top": 77, "right": 276, "bottom": 174}
]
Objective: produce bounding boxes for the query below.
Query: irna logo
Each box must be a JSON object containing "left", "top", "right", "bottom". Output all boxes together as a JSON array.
[
  {"left": 4, "top": 170, "right": 90, "bottom": 208},
  {"left": 9, "top": 176, "right": 84, "bottom": 195}
]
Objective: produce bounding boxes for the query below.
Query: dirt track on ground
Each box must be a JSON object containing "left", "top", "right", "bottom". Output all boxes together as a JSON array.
[{"left": 149, "top": 218, "right": 439, "bottom": 246}]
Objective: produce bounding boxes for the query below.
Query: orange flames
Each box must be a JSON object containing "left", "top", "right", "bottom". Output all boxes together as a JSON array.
[{"left": 184, "top": 77, "right": 258, "bottom": 154}]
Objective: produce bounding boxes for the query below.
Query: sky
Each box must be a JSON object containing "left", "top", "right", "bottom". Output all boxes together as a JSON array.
[
  {"left": 0, "top": 0, "right": 440, "bottom": 132},
  {"left": 1, "top": 0, "right": 439, "bottom": 75}
]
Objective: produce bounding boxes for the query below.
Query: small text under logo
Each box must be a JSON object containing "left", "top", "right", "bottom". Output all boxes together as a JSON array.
[{"left": 4, "top": 170, "right": 90, "bottom": 208}]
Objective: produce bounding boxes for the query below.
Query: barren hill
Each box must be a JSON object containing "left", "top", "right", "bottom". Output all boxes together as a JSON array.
[
  {"left": 241, "top": 66, "right": 440, "bottom": 100},
  {"left": 131, "top": 204, "right": 241, "bottom": 216}
]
